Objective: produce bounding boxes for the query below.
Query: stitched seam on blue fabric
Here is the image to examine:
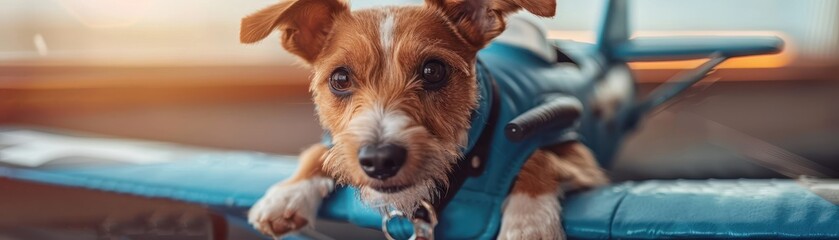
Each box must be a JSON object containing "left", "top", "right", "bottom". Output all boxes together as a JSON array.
[
  {"left": 7, "top": 169, "right": 249, "bottom": 207},
  {"left": 451, "top": 180, "right": 503, "bottom": 240},
  {"left": 497, "top": 154, "right": 517, "bottom": 194},
  {"left": 622, "top": 230, "right": 839, "bottom": 239},
  {"left": 65, "top": 172, "right": 250, "bottom": 203},
  {"left": 607, "top": 184, "right": 631, "bottom": 240},
  {"left": 494, "top": 145, "right": 538, "bottom": 194},
  {"left": 451, "top": 197, "right": 492, "bottom": 204}
]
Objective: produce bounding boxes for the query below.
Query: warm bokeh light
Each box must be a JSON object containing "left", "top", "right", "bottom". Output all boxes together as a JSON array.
[{"left": 56, "top": 0, "right": 155, "bottom": 28}]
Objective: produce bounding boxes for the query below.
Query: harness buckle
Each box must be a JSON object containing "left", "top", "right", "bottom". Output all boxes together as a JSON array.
[{"left": 382, "top": 200, "right": 437, "bottom": 240}]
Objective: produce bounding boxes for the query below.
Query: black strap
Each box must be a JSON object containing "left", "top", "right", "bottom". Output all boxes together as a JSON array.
[{"left": 413, "top": 77, "right": 501, "bottom": 220}]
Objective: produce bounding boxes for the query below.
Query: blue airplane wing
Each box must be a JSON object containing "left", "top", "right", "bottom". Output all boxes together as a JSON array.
[
  {"left": 0, "top": 154, "right": 293, "bottom": 210},
  {"left": 0, "top": 153, "right": 388, "bottom": 239},
  {"left": 0, "top": 153, "right": 383, "bottom": 227},
  {"left": 614, "top": 36, "right": 784, "bottom": 61},
  {"left": 3, "top": 154, "right": 839, "bottom": 239}
]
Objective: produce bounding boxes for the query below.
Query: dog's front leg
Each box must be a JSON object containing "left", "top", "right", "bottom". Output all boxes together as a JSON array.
[
  {"left": 498, "top": 142, "right": 607, "bottom": 240},
  {"left": 249, "top": 143, "right": 333, "bottom": 237}
]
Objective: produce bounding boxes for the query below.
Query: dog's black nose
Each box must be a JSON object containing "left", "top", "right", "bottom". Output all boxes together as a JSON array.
[{"left": 358, "top": 144, "right": 407, "bottom": 180}]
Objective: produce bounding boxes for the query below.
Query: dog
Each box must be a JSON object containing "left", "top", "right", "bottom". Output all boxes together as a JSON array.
[{"left": 240, "top": 0, "right": 608, "bottom": 239}]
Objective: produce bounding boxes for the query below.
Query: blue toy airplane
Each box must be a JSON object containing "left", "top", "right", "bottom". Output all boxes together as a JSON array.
[{"left": 5, "top": 1, "right": 837, "bottom": 240}]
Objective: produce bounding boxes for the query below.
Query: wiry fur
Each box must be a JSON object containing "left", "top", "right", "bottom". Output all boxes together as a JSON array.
[
  {"left": 248, "top": 176, "right": 334, "bottom": 236},
  {"left": 360, "top": 179, "right": 441, "bottom": 212},
  {"left": 498, "top": 193, "right": 564, "bottom": 240},
  {"left": 240, "top": 0, "right": 607, "bottom": 239},
  {"left": 311, "top": 7, "right": 478, "bottom": 216}
]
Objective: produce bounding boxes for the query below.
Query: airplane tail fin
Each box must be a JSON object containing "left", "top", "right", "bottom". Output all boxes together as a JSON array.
[
  {"left": 596, "top": 0, "right": 630, "bottom": 59},
  {"left": 591, "top": 0, "right": 784, "bottom": 130}
]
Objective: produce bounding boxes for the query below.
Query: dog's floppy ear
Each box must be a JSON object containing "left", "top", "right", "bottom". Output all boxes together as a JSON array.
[
  {"left": 240, "top": 0, "right": 349, "bottom": 63},
  {"left": 426, "top": 0, "right": 555, "bottom": 49}
]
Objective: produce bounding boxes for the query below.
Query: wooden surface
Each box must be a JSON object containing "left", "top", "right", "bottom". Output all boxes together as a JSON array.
[
  {"left": 0, "top": 178, "right": 385, "bottom": 240},
  {"left": 0, "top": 178, "right": 222, "bottom": 239}
]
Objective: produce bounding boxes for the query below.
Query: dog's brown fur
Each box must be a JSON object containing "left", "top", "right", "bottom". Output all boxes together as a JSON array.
[{"left": 241, "top": 0, "right": 606, "bottom": 238}]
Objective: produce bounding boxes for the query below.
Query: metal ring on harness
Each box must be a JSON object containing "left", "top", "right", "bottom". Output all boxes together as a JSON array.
[{"left": 382, "top": 200, "right": 438, "bottom": 240}]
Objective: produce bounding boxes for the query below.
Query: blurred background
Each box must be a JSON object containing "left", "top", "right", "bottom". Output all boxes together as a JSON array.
[{"left": 1, "top": 0, "right": 838, "bottom": 239}]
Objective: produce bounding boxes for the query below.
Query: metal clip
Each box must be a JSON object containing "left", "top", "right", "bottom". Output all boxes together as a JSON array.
[{"left": 382, "top": 200, "right": 438, "bottom": 240}]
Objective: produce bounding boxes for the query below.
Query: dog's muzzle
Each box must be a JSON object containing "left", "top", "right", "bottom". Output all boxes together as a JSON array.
[{"left": 358, "top": 144, "right": 407, "bottom": 180}]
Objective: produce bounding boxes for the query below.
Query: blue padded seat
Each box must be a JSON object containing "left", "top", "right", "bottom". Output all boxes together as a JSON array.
[
  {"left": 1, "top": 154, "right": 837, "bottom": 239},
  {"left": 563, "top": 179, "right": 839, "bottom": 239}
]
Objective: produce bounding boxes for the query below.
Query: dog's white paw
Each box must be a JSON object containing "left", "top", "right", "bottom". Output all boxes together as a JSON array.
[
  {"left": 248, "top": 177, "right": 334, "bottom": 237},
  {"left": 497, "top": 193, "right": 565, "bottom": 240}
]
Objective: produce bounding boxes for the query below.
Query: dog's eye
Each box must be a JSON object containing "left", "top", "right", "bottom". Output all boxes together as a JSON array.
[
  {"left": 329, "top": 68, "right": 352, "bottom": 95},
  {"left": 420, "top": 60, "right": 448, "bottom": 90}
]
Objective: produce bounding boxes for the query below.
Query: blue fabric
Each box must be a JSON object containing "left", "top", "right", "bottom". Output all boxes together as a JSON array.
[
  {"left": 478, "top": 42, "right": 637, "bottom": 166},
  {"left": 564, "top": 179, "right": 839, "bottom": 239},
  {"left": 3, "top": 156, "right": 839, "bottom": 239},
  {"left": 462, "top": 59, "right": 494, "bottom": 153}
]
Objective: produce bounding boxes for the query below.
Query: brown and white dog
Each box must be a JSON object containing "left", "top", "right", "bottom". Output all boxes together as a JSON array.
[{"left": 240, "top": 0, "right": 607, "bottom": 239}]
